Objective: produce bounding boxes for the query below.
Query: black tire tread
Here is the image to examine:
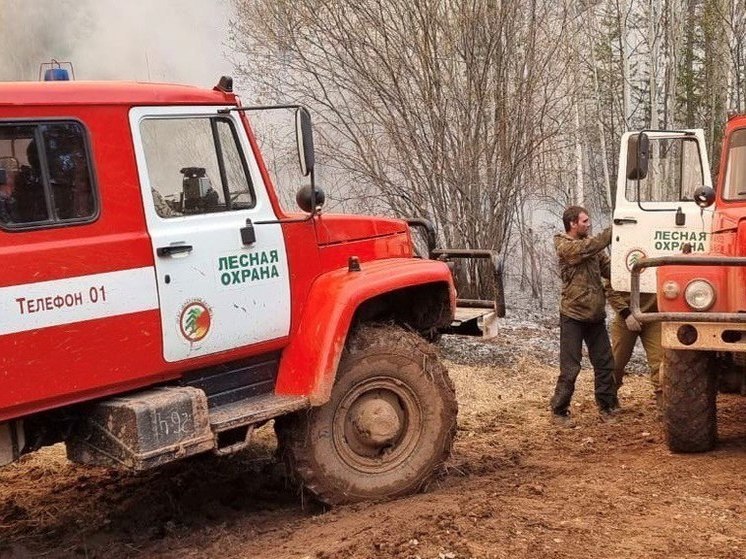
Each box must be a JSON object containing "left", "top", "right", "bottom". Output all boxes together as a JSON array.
[{"left": 661, "top": 348, "right": 717, "bottom": 453}]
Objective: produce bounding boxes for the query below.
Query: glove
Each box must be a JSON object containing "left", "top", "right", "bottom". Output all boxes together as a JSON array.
[{"left": 625, "top": 314, "right": 642, "bottom": 332}]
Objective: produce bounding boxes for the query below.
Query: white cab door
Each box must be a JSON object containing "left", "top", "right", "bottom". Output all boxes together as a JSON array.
[
  {"left": 130, "top": 106, "right": 290, "bottom": 362},
  {"left": 611, "top": 130, "right": 714, "bottom": 293}
]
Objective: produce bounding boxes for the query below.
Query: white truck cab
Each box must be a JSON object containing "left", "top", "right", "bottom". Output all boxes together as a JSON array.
[{"left": 611, "top": 130, "right": 714, "bottom": 293}]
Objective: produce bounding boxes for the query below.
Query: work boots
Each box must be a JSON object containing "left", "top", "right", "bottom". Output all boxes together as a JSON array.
[
  {"left": 551, "top": 410, "right": 574, "bottom": 428},
  {"left": 598, "top": 408, "right": 619, "bottom": 424}
]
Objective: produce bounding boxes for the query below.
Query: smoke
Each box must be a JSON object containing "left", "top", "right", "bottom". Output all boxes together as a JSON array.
[{"left": 0, "top": 0, "right": 234, "bottom": 87}]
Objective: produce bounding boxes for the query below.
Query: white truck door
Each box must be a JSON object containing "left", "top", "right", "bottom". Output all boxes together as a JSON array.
[
  {"left": 130, "top": 106, "right": 290, "bottom": 362},
  {"left": 611, "top": 130, "right": 714, "bottom": 293}
]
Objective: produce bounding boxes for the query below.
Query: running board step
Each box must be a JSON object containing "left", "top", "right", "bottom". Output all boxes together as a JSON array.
[
  {"left": 209, "top": 393, "right": 311, "bottom": 456},
  {"left": 210, "top": 393, "right": 310, "bottom": 433}
]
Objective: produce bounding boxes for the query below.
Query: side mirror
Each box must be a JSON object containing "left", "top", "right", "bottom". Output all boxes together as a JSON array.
[
  {"left": 693, "top": 185, "right": 716, "bottom": 208},
  {"left": 627, "top": 132, "right": 650, "bottom": 180},
  {"left": 295, "top": 107, "right": 315, "bottom": 177},
  {"left": 0, "top": 169, "right": 6, "bottom": 185}
]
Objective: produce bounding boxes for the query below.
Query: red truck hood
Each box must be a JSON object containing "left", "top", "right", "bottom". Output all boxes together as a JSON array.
[{"left": 314, "top": 214, "right": 408, "bottom": 245}]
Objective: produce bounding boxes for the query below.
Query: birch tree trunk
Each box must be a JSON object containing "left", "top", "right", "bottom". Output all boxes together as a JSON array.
[
  {"left": 574, "top": 97, "right": 585, "bottom": 205},
  {"left": 619, "top": 0, "right": 633, "bottom": 128},
  {"left": 649, "top": 0, "right": 660, "bottom": 132},
  {"left": 588, "top": 30, "right": 613, "bottom": 209},
  {"left": 663, "top": 0, "right": 686, "bottom": 129}
]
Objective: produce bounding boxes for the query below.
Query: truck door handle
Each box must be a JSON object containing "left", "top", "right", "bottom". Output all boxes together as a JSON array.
[
  {"left": 157, "top": 244, "right": 193, "bottom": 257},
  {"left": 613, "top": 218, "right": 638, "bottom": 225}
]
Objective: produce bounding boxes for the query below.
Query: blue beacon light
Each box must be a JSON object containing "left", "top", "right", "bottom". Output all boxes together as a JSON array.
[{"left": 44, "top": 68, "right": 70, "bottom": 81}]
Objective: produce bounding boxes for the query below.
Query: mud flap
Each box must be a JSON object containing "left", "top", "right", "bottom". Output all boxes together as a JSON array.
[{"left": 66, "top": 386, "right": 214, "bottom": 470}]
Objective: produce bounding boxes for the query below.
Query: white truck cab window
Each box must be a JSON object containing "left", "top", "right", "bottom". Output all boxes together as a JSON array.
[{"left": 140, "top": 117, "right": 254, "bottom": 218}]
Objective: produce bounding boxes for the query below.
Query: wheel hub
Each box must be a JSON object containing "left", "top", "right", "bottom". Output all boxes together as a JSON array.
[
  {"left": 335, "top": 377, "right": 423, "bottom": 470},
  {"left": 350, "top": 396, "right": 402, "bottom": 448}
]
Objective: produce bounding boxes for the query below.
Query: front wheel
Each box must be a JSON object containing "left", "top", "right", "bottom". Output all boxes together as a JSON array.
[
  {"left": 661, "top": 349, "right": 717, "bottom": 452},
  {"left": 275, "top": 324, "right": 457, "bottom": 505}
]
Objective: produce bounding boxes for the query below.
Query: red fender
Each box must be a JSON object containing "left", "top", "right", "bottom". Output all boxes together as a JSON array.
[{"left": 274, "top": 258, "right": 455, "bottom": 404}]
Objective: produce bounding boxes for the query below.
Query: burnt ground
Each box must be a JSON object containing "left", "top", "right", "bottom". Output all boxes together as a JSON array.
[{"left": 2, "top": 319, "right": 746, "bottom": 558}]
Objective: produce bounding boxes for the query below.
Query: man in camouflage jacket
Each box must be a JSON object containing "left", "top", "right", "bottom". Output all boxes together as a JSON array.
[{"left": 550, "top": 206, "right": 617, "bottom": 425}]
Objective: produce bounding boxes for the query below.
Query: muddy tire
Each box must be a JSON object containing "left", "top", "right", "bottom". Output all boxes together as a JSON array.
[
  {"left": 275, "top": 324, "right": 457, "bottom": 505},
  {"left": 661, "top": 349, "right": 717, "bottom": 453}
]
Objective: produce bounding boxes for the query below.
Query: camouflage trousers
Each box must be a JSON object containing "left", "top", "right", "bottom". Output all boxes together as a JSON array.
[
  {"left": 550, "top": 314, "right": 617, "bottom": 414},
  {"left": 610, "top": 315, "right": 662, "bottom": 393}
]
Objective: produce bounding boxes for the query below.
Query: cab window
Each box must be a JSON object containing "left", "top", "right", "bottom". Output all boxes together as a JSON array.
[
  {"left": 140, "top": 117, "right": 255, "bottom": 218},
  {"left": 625, "top": 137, "right": 703, "bottom": 203},
  {"left": 0, "top": 122, "right": 96, "bottom": 229},
  {"left": 723, "top": 129, "right": 746, "bottom": 200}
]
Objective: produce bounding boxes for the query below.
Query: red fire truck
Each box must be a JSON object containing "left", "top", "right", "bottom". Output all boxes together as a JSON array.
[
  {"left": 624, "top": 120, "right": 746, "bottom": 453},
  {"left": 0, "top": 71, "right": 501, "bottom": 504}
]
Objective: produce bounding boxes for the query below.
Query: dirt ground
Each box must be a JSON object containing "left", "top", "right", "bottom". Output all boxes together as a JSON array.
[{"left": 2, "top": 329, "right": 746, "bottom": 559}]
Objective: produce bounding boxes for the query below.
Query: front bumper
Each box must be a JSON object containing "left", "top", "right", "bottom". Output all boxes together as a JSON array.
[
  {"left": 631, "top": 255, "right": 746, "bottom": 324},
  {"left": 662, "top": 321, "right": 746, "bottom": 351}
]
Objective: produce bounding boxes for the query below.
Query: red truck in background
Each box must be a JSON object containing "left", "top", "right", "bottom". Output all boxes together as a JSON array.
[{"left": 0, "top": 71, "right": 503, "bottom": 504}]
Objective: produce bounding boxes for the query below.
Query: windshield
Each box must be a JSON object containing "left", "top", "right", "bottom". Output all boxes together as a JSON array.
[{"left": 723, "top": 128, "right": 746, "bottom": 200}]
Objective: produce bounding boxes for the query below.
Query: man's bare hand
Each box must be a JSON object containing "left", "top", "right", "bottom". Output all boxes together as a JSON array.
[{"left": 625, "top": 314, "right": 642, "bottom": 332}]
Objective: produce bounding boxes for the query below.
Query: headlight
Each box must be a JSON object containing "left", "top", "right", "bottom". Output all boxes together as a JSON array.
[
  {"left": 662, "top": 280, "right": 680, "bottom": 300},
  {"left": 684, "top": 279, "right": 716, "bottom": 311}
]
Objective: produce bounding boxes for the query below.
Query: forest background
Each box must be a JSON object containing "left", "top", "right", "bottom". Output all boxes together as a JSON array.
[{"left": 2, "top": 0, "right": 742, "bottom": 311}]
